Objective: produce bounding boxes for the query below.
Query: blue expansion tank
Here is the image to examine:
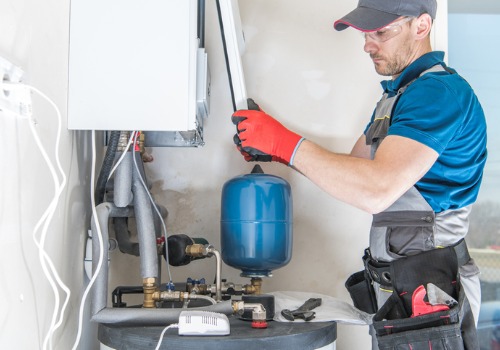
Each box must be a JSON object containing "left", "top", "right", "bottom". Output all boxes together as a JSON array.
[{"left": 220, "top": 165, "right": 293, "bottom": 278}]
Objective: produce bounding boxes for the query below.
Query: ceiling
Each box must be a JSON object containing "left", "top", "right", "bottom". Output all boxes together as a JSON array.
[{"left": 448, "top": 0, "right": 500, "bottom": 14}]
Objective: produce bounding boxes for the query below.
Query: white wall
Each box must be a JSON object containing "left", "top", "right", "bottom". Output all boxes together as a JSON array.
[
  {"left": 0, "top": 1, "right": 98, "bottom": 349},
  {"left": 0, "top": 0, "right": 447, "bottom": 349}
]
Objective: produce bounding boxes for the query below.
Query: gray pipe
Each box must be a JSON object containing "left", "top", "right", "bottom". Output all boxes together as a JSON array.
[
  {"left": 91, "top": 202, "right": 235, "bottom": 325},
  {"left": 113, "top": 152, "right": 133, "bottom": 208},
  {"left": 131, "top": 152, "right": 158, "bottom": 279},
  {"left": 91, "top": 202, "right": 114, "bottom": 316},
  {"left": 92, "top": 301, "right": 234, "bottom": 325}
]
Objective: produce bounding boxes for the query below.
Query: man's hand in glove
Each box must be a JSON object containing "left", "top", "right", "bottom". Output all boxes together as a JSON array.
[{"left": 231, "top": 98, "right": 304, "bottom": 165}]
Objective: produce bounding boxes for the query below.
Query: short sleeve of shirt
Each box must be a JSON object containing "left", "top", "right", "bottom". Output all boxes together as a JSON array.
[{"left": 387, "top": 74, "right": 463, "bottom": 155}]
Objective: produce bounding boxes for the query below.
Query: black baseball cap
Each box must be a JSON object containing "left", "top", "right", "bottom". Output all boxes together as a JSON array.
[{"left": 334, "top": 0, "right": 437, "bottom": 32}]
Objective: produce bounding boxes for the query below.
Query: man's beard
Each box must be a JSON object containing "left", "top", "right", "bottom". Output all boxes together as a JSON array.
[{"left": 372, "top": 40, "right": 412, "bottom": 77}]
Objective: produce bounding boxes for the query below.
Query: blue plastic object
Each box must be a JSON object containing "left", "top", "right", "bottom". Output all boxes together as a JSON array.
[
  {"left": 220, "top": 165, "right": 293, "bottom": 277},
  {"left": 166, "top": 281, "right": 175, "bottom": 291}
]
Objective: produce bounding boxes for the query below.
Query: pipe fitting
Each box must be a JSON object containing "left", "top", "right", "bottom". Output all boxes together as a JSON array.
[
  {"left": 242, "top": 302, "right": 268, "bottom": 329},
  {"left": 138, "top": 132, "right": 146, "bottom": 154},
  {"left": 117, "top": 131, "right": 132, "bottom": 151},
  {"left": 243, "top": 277, "right": 263, "bottom": 295},
  {"left": 185, "top": 243, "right": 206, "bottom": 257},
  {"left": 143, "top": 277, "right": 157, "bottom": 308},
  {"left": 245, "top": 303, "right": 267, "bottom": 321},
  {"left": 231, "top": 301, "right": 267, "bottom": 321},
  {"left": 232, "top": 300, "right": 245, "bottom": 316}
]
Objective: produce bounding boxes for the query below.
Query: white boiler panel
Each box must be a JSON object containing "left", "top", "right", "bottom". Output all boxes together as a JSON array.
[{"left": 68, "top": 0, "right": 199, "bottom": 131}]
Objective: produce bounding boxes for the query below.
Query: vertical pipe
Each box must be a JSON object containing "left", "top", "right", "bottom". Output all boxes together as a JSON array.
[
  {"left": 91, "top": 203, "right": 112, "bottom": 315},
  {"left": 206, "top": 246, "right": 222, "bottom": 302},
  {"left": 131, "top": 152, "right": 159, "bottom": 279},
  {"left": 113, "top": 152, "right": 133, "bottom": 207},
  {"left": 213, "top": 249, "right": 222, "bottom": 302}
]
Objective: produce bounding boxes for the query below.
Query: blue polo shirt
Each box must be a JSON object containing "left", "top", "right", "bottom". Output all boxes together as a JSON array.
[{"left": 364, "top": 51, "right": 487, "bottom": 213}]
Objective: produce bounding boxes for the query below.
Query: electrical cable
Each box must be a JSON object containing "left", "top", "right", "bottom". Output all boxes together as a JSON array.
[
  {"left": 131, "top": 132, "right": 173, "bottom": 283},
  {"left": 95, "top": 130, "right": 120, "bottom": 204},
  {"left": 28, "top": 85, "right": 71, "bottom": 350},
  {"left": 154, "top": 323, "right": 179, "bottom": 350},
  {"left": 2, "top": 82, "right": 71, "bottom": 350},
  {"left": 71, "top": 130, "right": 105, "bottom": 350}
]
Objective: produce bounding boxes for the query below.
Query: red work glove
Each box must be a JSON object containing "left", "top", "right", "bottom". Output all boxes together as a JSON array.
[{"left": 231, "top": 99, "right": 304, "bottom": 165}]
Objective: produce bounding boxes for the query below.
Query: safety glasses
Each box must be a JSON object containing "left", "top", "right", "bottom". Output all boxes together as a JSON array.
[{"left": 363, "top": 17, "right": 414, "bottom": 42}]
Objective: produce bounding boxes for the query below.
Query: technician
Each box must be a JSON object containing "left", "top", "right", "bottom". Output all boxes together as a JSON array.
[{"left": 231, "top": 0, "right": 487, "bottom": 347}]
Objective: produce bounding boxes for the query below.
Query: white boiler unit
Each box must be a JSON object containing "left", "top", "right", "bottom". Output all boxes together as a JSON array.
[{"left": 68, "top": 0, "right": 208, "bottom": 142}]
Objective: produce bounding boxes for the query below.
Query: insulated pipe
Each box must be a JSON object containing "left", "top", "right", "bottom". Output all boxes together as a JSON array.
[
  {"left": 112, "top": 203, "right": 165, "bottom": 257},
  {"left": 91, "top": 202, "right": 117, "bottom": 316},
  {"left": 131, "top": 151, "right": 158, "bottom": 279},
  {"left": 92, "top": 301, "right": 234, "bottom": 325},
  {"left": 113, "top": 152, "right": 133, "bottom": 208},
  {"left": 91, "top": 202, "right": 234, "bottom": 325},
  {"left": 91, "top": 203, "right": 135, "bottom": 315}
]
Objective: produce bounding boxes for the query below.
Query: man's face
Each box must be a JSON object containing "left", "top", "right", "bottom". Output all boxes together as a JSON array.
[{"left": 363, "top": 17, "right": 417, "bottom": 78}]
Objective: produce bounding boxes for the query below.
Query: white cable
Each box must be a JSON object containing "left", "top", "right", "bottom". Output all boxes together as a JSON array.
[
  {"left": 2, "top": 82, "right": 71, "bottom": 350},
  {"left": 23, "top": 97, "right": 61, "bottom": 350},
  {"left": 28, "top": 85, "right": 71, "bottom": 350},
  {"left": 71, "top": 130, "right": 105, "bottom": 350},
  {"left": 154, "top": 323, "right": 178, "bottom": 350},
  {"left": 107, "top": 131, "right": 136, "bottom": 181},
  {"left": 131, "top": 132, "right": 173, "bottom": 283}
]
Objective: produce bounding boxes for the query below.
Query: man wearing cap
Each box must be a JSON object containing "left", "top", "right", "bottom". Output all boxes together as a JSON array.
[{"left": 231, "top": 0, "right": 486, "bottom": 347}]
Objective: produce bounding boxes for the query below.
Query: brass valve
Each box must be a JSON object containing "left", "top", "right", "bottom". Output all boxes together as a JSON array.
[{"left": 244, "top": 277, "right": 263, "bottom": 295}]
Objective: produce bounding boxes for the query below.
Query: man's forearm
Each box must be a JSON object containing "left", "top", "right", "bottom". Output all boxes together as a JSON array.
[{"left": 292, "top": 137, "right": 437, "bottom": 214}]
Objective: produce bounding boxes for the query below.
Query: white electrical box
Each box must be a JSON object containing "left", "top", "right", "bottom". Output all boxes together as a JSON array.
[{"left": 68, "top": 0, "right": 201, "bottom": 132}]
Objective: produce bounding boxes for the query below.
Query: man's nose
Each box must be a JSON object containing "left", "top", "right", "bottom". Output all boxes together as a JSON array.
[{"left": 364, "top": 37, "right": 378, "bottom": 54}]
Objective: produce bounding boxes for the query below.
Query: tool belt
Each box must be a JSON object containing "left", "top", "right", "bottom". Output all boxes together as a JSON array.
[
  {"left": 364, "top": 239, "right": 471, "bottom": 289},
  {"left": 345, "top": 239, "right": 479, "bottom": 349},
  {"left": 373, "top": 284, "right": 477, "bottom": 350}
]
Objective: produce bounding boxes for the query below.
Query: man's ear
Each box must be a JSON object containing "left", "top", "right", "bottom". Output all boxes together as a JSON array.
[{"left": 414, "top": 13, "right": 433, "bottom": 39}]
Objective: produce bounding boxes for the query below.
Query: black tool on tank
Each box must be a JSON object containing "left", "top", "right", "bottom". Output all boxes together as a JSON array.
[{"left": 281, "top": 298, "right": 322, "bottom": 321}]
